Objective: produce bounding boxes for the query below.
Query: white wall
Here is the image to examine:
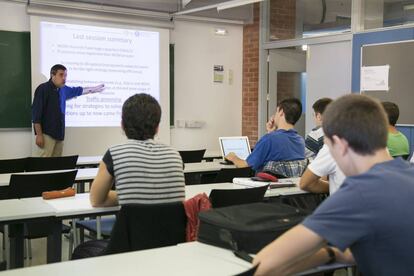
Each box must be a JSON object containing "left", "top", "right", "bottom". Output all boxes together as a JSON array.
[
  {"left": 170, "top": 20, "right": 243, "bottom": 151},
  {"left": 0, "top": 0, "right": 32, "bottom": 158},
  {"left": 0, "top": 1, "right": 243, "bottom": 158},
  {"left": 306, "top": 40, "right": 352, "bottom": 134}
]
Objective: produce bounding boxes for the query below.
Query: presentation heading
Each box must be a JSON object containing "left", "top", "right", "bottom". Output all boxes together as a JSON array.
[{"left": 73, "top": 34, "right": 132, "bottom": 44}]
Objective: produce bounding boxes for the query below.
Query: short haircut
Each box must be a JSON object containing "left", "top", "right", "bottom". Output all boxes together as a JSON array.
[
  {"left": 381, "top": 101, "right": 399, "bottom": 126},
  {"left": 277, "top": 98, "right": 302, "bottom": 125},
  {"left": 122, "top": 94, "right": 161, "bottom": 140},
  {"left": 323, "top": 94, "right": 388, "bottom": 155},
  {"left": 312, "top": 98, "right": 333, "bottom": 115},
  {"left": 50, "top": 64, "right": 67, "bottom": 76}
]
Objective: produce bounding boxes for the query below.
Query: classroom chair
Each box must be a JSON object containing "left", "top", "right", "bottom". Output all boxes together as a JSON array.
[
  {"left": 25, "top": 155, "right": 78, "bottom": 172},
  {"left": 209, "top": 185, "right": 268, "bottom": 208},
  {"left": 178, "top": 149, "right": 206, "bottom": 163},
  {"left": 71, "top": 202, "right": 187, "bottom": 259},
  {"left": 8, "top": 170, "right": 77, "bottom": 259},
  {"left": 214, "top": 167, "right": 253, "bottom": 183},
  {"left": 0, "top": 158, "right": 27, "bottom": 174}
]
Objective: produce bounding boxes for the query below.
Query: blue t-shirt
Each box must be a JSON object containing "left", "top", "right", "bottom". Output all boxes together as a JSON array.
[
  {"left": 303, "top": 158, "right": 414, "bottom": 276},
  {"left": 246, "top": 129, "right": 304, "bottom": 171}
]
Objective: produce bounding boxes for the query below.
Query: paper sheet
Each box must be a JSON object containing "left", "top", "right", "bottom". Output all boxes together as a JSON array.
[{"left": 361, "top": 65, "right": 390, "bottom": 91}]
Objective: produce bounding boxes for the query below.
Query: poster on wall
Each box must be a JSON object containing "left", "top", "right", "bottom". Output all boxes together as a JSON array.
[
  {"left": 360, "top": 65, "right": 390, "bottom": 91},
  {"left": 214, "top": 65, "right": 224, "bottom": 83}
]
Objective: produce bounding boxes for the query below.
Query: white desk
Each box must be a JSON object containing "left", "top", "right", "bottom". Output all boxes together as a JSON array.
[
  {"left": 77, "top": 150, "right": 223, "bottom": 167},
  {"left": 0, "top": 162, "right": 236, "bottom": 187},
  {"left": 183, "top": 161, "right": 235, "bottom": 173},
  {"left": 76, "top": 155, "right": 101, "bottom": 167},
  {"left": 0, "top": 242, "right": 251, "bottom": 276},
  {"left": 0, "top": 168, "right": 98, "bottom": 187},
  {"left": 185, "top": 182, "right": 306, "bottom": 200},
  {"left": 21, "top": 193, "right": 120, "bottom": 218},
  {"left": 0, "top": 199, "right": 54, "bottom": 223}
]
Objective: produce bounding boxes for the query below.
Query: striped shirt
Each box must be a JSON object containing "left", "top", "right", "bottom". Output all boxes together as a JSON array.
[
  {"left": 102, "top": 139, "right": 185, "bottom": 205},
  {"left": 305, "top": 126, "right": 324, "bottom": 159}
]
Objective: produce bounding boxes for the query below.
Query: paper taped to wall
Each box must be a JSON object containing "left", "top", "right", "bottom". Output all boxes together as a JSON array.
[{"left": 361, "top": 65, "right": 390, "bottom": 91}]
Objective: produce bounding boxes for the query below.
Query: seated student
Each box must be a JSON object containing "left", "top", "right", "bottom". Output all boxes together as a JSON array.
[
  {"left": 253, "top": 95, "right": 414, "bottom": 275},
  {"left": 381, "top": 101, "right": 410, "bottom": 158},
  {"left": 305, "top": 98, "right": 332, "bottom": 158},
  {"left": 225, "top": 98, "right": 305, "bottom": 172},
  {"left": 299, "top": 144, "right": 345, "bottom": 194},
  {"left": 90, "top": 93, "right": 185, "bottom": 207}
]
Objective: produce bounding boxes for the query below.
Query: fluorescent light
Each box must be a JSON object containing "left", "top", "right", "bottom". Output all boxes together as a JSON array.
[
  {"left": 404, "top": 4, "right": 414, "bottom": 11},
  {"left": 217, "top": 0, "right": 264, "bottom": 11},
  {"left": 301, "top": 45, "right": 308, "bottom": 51},
  {"left": 214, "top": 28, "right": 228, "bottom": 35}
]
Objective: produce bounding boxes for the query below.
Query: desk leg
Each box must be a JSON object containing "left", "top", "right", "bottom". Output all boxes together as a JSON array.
[
  {"left": 8, "top": 224, "right": 24, "bottom": 268},
  {"left": 47, "top": 220, "right": 62, "bottom": 263}
]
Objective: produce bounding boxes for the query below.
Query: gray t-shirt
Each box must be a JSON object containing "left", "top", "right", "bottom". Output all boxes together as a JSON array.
[{"left": 303, "top": 158, "right": 414, "bottom": 276}]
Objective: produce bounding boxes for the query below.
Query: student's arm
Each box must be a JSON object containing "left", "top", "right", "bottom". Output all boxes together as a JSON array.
[
  {"left": 225, "top": 152, "right": 249, "bottom": 168},
  {"left": 299, "top": 169, "right": 329, "bottom": 193},
  {"left": 253, "top": 225, "right": 325, "bottom": 275},
  {"left": 89, "top": 161, "right": 118, "bottom": 207},
  {"left": 253, "top": 225, "right": 354, "bottom": 276}
]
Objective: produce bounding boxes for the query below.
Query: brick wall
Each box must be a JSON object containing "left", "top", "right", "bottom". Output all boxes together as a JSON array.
[
  {"left": 242, "top": 3, "right": 260, "bottom": 145},
  {"left": 276, "top": 72, "right": 300, "bottom": 102},
  {"left": 242, "top": 1, "right": 297, "bottom": 145},
  {"left": 269, "top": 0, "right": 296, "bottom": 41}
]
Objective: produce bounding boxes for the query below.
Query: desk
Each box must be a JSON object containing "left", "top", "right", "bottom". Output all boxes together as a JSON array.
[
  {"left": 0, "top": 199, "right": 56, "bottom": 268},
  {"left": 0, "top": 162, "right": 235, "bottom": 187},
  {"left": 0, "top": 241, "right": 352, "bottom": 276},
  {"left": 0, "top": 242, "right": 251, "bottom": 276},
  {"left": 183, "top": 162, "right": 235, "bottom": 173},
  {"left": 185, "top": 181, "right": 305, "bottom": 200},
  {"left": 76, "top": 150, "right": 224, "bottom": 168}
]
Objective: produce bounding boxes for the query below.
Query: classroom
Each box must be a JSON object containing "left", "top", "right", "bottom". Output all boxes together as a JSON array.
[{"left": 0, "top": 0, "right": 414, "bottom": 275}]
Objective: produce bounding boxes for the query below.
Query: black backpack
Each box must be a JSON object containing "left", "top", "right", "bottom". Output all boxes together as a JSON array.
[{"left": 197, "top": 202, "right": 308, "bottom": 254}]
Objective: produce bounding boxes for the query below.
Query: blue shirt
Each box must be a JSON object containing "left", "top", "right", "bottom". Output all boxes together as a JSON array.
[
  {"left": 32, "top": 80, "right": 83, "bottom": 141},
  {"left": 303, "top": 158, "right": 414, "bottom": 276},
  {"left": 246, "top": 129, "right": 305, "bottom": 171}
]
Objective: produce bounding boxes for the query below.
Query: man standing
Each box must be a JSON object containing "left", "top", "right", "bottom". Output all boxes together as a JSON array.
[{"left": 32, "top": 64, "right": 104, "bottom": 157}]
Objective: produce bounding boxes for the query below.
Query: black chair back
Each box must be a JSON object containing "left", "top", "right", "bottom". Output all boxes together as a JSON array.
[
  {"left": 105, "top": 202, "right": 187, "bottom": 255},
  {"left": 394, "top": 154, "right": 410, "bottom": 160},
  {"left": 209, "top": 185, "right": 268, "bottom": 208},
  {"left": 8, "top": 170, "right": 77, "bottom": 199},
  {"left": 26, "top": 155, "right": 78, "bottom": 172},
  {"left": 215, "top": 167, "right": 252, "bottom": 183},
  {"left": 179, "top": 149, "right": 206, "bottom": 163},
  {"left": 0, "top": 158, "right": 27, "bottom": 173}
]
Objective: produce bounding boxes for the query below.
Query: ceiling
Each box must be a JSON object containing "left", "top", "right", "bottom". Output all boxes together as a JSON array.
[{"left": 68, "top": 0, "right": 254, "bottom": 22}]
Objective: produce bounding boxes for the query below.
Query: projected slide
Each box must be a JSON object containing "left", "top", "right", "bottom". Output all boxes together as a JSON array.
[{"left": 40, "top": 21, "right": 160, "bottom": 127}]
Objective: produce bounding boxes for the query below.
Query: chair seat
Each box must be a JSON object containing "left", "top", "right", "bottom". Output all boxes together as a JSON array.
[{"left": 76, "top": 216, "right": 116, "bottom": 237}]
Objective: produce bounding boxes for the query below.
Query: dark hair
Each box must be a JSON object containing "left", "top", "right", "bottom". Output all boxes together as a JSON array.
[
  {"left": 277, "top": 98, "right": 302, "bottom": 125},
  {"left": 323, "top": 94, "right": 388, "bottom": 155},
  {"left": 122, "top": 94, "right": 161, "bottom": 140},
  {"left": 50, "top": 64, "right": 67, "bottom": 76},
  {"left": 312, "top": 98, "right": 333, "bottom": 115},
  {"left": 381, "top": 101, "right": 399, "bottom": 126}
]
